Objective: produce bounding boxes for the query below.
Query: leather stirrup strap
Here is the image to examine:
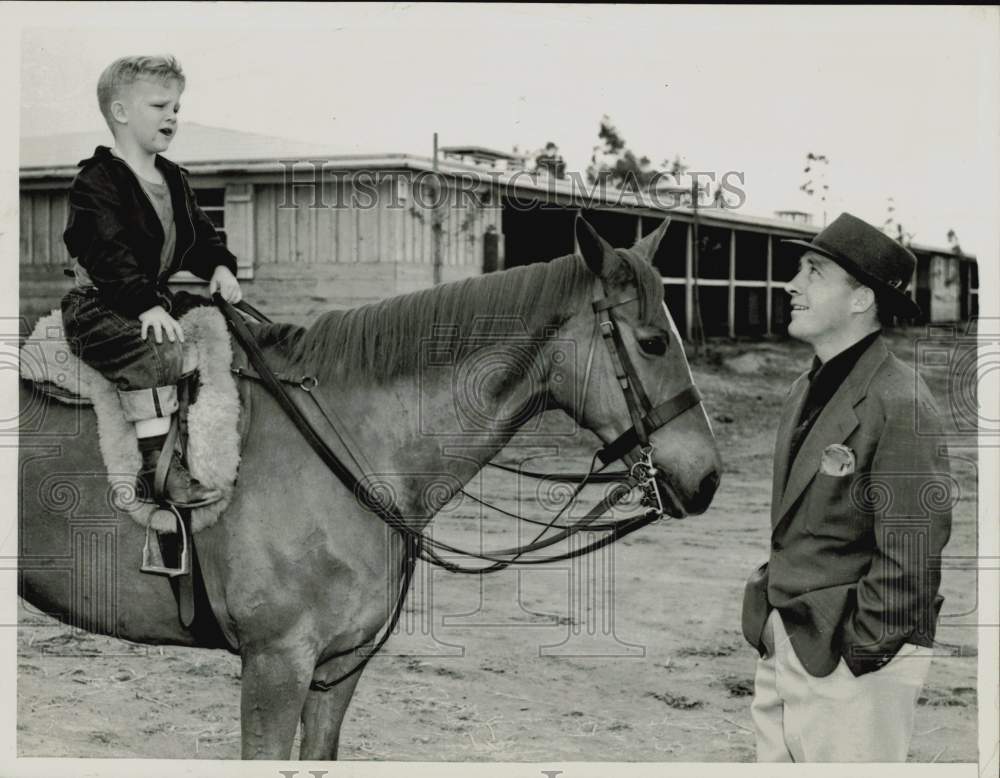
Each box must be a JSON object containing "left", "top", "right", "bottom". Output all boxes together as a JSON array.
[
  {"left": 177, "top": 510, "right": 196, "bottom": 628},
  {"left": 153, "top": 414, "right": 180, "bottom": 503}
]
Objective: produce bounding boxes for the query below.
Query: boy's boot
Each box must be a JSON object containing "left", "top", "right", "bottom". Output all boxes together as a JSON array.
[
  {"left": 137, "top": 433, "right": 222, "bottom": 508},
  {"left": 120, "top": 386, "right": 222, "bottom": 509}
]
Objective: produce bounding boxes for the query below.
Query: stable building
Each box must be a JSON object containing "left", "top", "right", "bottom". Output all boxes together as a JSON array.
[{"left": 19, "top": 123, "right": 978, "bottom": 337}]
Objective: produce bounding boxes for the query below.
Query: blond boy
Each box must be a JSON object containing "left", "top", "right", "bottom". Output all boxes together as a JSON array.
[{"left": 62, "top": 55, "right": 242, "bottom": 507}]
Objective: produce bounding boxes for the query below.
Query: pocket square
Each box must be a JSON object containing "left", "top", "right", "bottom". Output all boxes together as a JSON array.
[{"left": 821, "top": 444, "right": 855, "bottom": 476}]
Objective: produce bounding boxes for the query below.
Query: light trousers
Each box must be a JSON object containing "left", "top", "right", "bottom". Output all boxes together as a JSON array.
[{"left": 750, "top": 609, "right": 932, "bottom": 762}]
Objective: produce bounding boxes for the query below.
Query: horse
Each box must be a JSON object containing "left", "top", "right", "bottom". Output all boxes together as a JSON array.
[{"left": 18, "top": 215, "right": 721, "bottom": 759}]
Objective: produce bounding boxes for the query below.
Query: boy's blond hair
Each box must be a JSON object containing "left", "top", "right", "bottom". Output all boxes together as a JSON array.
[{"left": 97, "top": 55, "right": 186, "bottom": 133}]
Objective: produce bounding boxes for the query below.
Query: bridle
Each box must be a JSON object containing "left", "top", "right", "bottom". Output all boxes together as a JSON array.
[
  {"left": 214, "top": 277, "right": 705, "bottom": 689},
  {"left": 581, "top": 275, "right": 703, "bottom": 515},
  {"left": 483, "top": 274, "right": 704, "bottom": 517}
]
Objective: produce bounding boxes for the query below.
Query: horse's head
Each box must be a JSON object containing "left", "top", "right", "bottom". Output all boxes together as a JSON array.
[{"left": 550, "top": 216, "right": 721, "bottom": 517}]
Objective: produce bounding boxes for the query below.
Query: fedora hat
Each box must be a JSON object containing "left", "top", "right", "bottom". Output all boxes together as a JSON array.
[{"left": 783, "top": 212, "right": 921, "bottom": 319}]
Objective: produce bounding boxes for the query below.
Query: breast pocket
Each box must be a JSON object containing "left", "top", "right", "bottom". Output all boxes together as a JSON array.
[{"left": 804, "top": 472, "right": 870, "bottom": 540}]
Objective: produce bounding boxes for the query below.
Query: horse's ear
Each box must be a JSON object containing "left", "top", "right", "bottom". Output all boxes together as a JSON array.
[
  {"left": 631, "top": 216, "right": 671, "bottom": 262},
  {"left": 575, "top": 216, "right": 617, "bottom": 277}
]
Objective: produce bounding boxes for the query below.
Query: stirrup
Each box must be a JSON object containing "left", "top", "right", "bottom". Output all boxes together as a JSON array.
[{"left": 140, "top": 504, "right": 191, "bottom": 577}]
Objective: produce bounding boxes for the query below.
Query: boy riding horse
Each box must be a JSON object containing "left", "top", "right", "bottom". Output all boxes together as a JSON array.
[{"left": 61, "top": 55, "right": 243, "bottom": 508}]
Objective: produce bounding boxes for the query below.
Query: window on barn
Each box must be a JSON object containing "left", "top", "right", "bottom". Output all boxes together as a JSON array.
[
  {"left": 169, "top": 184, "right": 255, "bottom": 283},
  {"left": 194, "top": 187, "right": 227, "bottom": 245}
]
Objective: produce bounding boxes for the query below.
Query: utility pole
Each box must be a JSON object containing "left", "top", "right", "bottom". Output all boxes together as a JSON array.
[
  {"left": 432, "top": 132, "right": 443, "bottom": 285},
  {"left": 690, "top": 180, "right": 705, "bottom": 352}
]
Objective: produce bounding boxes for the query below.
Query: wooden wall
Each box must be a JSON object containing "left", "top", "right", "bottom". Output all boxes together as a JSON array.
[
  {"left": 18, "top": 173, "right": 504, "bottom": 330},
  {"left": 243, "top": 176, "right": 502, "bottom": 324},
  {"left": 18, "top": 172, "right": 975, "bottom": 336},
  {"left": 20, "top": 188, "right": 73, "bottom": 329}
]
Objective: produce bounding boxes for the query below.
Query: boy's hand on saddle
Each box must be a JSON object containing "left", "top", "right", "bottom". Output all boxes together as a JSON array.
[
  {"left": 209, "top": 265, "right": 243, "bottom": 303},
  {"left": 138, "top": 305, "right": 185, "bottom": 344}
]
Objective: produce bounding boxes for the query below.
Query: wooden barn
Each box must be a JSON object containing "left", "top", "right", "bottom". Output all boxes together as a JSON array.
[{"left": 19, "top": 123, "right": 978, "bottom": 338}]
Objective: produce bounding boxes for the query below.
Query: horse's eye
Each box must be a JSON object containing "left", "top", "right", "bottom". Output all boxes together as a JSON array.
[{"left": 638, "top": 336, "right": 668, "bottom": 356}]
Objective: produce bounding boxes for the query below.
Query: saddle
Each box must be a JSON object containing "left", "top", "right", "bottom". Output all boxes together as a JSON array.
[
  {"left": 20, "top": 306, "right": 242, "bottom": 544},
  {"left": 21, "top": 305, "right": 247, "bottom": 649}
]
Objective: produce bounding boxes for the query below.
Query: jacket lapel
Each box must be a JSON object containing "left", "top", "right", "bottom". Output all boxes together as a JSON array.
[
  {"left": 770, "top": 374, "right": 808, "bottom": 527},
  {"left": 772, "top": 337, "right": 889, "bottom": 531}
]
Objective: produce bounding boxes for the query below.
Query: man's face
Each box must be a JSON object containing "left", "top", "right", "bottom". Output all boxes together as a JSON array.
[
  {"left": 786, "top": 252, "right": 859, "bottom": 347},
  {"left": 114, "top": 77, "right": 182, "bottom": 155}
]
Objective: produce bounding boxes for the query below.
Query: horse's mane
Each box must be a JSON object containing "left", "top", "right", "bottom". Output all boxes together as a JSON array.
[{"left": 250, "top": 245, "right": 662, "bottom": 386}]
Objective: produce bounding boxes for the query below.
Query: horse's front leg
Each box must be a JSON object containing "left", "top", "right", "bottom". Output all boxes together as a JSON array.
[
  {"left": 298, "top": 652, "right": 368, "bottom": 760},
  {"left": 240, "top": 637, "right": 317, "bottom": 759}
]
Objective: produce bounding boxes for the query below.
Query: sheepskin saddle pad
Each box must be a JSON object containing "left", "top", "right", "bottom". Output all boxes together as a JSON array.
[{"left": 20, "top": 306, "right": 241, "bottom": 534}]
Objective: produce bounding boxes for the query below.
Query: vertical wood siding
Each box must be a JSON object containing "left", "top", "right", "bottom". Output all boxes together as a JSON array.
[
  {"left": 19, "top": 172, "right": 499, "bottom": 327},
  {"left": 224, "top": 183, "right": 254, "bottom": 276},
  {"left": 19, "top": 191, "right": 72, "bottom": 266},
  {"left": 248, "top": 175, "right": 500, "bottom": 270}
]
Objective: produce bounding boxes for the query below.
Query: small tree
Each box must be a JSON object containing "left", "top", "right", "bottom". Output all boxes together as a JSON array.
[
  {"left": 883, "top": 197, "right": 914, "bottom": 246},
  {"left": 586, "top": 115, "right": 676, "bottom": 192},
  {"left": 800, "top": 152, "right": 830, "bottom": 226},
  {"left": 664, "top": 154, "right": 688, "bottom": 179}
]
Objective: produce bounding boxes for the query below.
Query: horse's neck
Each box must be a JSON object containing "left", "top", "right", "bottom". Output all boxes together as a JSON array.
[{"left": 324, "top": 337, "right": 555, "bottom": 524}]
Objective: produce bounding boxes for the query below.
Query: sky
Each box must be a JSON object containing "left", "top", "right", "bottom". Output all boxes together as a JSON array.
[{"left": 10, "top": 3, "right": 1000, "bottom": 259}]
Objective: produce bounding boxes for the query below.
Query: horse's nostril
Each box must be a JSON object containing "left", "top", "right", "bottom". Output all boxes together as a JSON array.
[
  {"left": 702, "top": 470, "right": 720, "bottom": 495},
  {"left": 692, "top": 470, "right": 720, "bottom": 511}
]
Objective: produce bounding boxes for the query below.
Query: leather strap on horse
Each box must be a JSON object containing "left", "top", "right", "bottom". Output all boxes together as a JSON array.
[
  {"left": 308, "top": 533, "right": 421, "bottom": 692},
  {"left": 219, "top": 297, "right": 654, "bottom": 568},
  {"left": 419, "top": 276, "right": 705, "bottom": 530},
  {"left": 149, "top": 377, "right": 231, "bottom": 647},
  {"left": 589, "top": 280, "right": 703, "bottom": 467},
  {"left": 218, "top": 297, "right": 426, "bottom": 690},
  {"left": 152, "top": 414, "right": 180, "bottom": 503},
  {"left": 219, "top": 297, "right": 419, "bottom": 541},
  {"left": 214, "top": 293, "right": 678, "bottom": 684},
  {"left": 173, "top": 379, "right": 195, "bottom": 629},
  {"left": 596, "top": 386, "right": 702, "bottom": 466},
  {"left": 228, "top": 296, "right": 699, "bottom": 485},
  {"left": 148, "top": 382, "right": 197, "bottom": 630},
  {"left": 485, "top": 461, "right": 627, "bottom": 484},
  {"left": 418, "top": 480, "right": 660, "bottom": 574}
]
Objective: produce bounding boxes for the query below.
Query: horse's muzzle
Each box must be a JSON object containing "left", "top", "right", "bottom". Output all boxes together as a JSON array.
[{"left": 657, "top": 468, "right": 720, "bottom": 518}]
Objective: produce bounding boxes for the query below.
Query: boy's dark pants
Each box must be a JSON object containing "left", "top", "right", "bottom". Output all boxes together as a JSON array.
[{"left": 61, "top": 288, "right": 213, "bottom": 421}]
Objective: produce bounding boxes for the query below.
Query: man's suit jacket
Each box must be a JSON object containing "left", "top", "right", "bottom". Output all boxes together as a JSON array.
[{"left": 742, "top": 336, "right": 952, "bottom": 677}]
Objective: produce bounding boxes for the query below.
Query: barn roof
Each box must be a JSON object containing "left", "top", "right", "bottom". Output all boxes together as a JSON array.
[
  {"left": 18, "top": 124, "right": 975, "bottom": 261},
  {"left": 440, "top": 145, "right": 524, "bottom": 161}
]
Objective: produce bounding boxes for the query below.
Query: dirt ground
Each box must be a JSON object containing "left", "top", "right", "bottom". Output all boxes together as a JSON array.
[{"left": 17, "top": 327, "right": 980, "bottom": 762}]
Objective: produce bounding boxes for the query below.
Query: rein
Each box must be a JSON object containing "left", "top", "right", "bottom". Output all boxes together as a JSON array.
[
  {"left": 214, "top": 277, "right": 704, "bottom": 688},
  {"left": 462, "top": 276, "right": 702, "bottom": 523}
]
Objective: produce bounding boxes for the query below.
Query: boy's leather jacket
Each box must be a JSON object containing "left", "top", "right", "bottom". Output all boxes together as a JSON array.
[{"left": 63, "top": 145, "right": 239, "bottom": 318}]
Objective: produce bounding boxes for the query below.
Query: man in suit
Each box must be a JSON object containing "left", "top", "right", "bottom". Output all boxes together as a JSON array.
[{"left": 742, "top": 213, "right": 953, "bottom": 762}]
